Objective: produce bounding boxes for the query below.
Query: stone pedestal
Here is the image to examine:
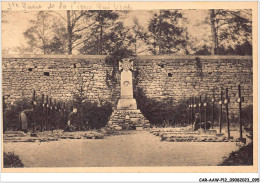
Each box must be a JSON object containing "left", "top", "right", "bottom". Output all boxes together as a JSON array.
[
  {"left": 107, "top": 109, "right": 150, "bottom": 130},
  {"left": 107, "top": 58, "right": 150, "bottom": 130},
  {"left": 117, "top": 98, "right": 137, "bottom": 110}
]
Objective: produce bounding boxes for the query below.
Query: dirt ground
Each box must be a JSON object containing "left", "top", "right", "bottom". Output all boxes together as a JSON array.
[{"left": 3, "top": 131, "right": 239, "bottom": 167}]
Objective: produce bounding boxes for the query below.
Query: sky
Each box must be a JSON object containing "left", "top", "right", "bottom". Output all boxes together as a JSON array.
[{"left": 1, "top": 10, "right": 210, "bottom": 54}]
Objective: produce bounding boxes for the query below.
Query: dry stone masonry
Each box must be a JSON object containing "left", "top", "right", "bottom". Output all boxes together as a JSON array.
[
  {"left": 2, "top": 55, "right": 120, "bottom": 106},
  {"left": 2, "top": 55, "right": 253, "bottom": 117},
  {"left": 107, "top": 58, "right": 150, "bottom": 130},
  {"left": 133, "top": 55, "right": 253, "bottom": 114}
]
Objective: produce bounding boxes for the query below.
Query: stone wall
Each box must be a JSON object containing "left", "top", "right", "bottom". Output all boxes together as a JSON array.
[
  {"left": 133, "top": 55, "right": 253, "bottom": 112},
  {"left": 2, "top": 55, "right": 253, "bottom": 113},
  {"left": 2, "top": 55, "right": 120, "bottom": 106}
]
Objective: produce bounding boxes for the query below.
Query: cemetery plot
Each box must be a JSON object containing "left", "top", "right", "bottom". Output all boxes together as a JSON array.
[
  {"left": 150, "top": 127, "right": 249, "bottom": 143},
  {"left": 3, "top": 130, "right": 105, "bottom": 142}
]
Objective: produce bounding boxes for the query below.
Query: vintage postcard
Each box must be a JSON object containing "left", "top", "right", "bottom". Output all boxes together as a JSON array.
[{"left": 1, "top": 1, "right": 258, "bottom": 175}]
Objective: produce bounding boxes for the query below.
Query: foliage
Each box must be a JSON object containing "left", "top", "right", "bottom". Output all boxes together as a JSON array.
[
  {"left": 71, "top": 92, "right": 113, "bottom": 130},
  {"left": 16, "top": 10, "right": 252, "bottom": 55},
  {"left": 4, "top": 152, "right": 24, "bottom": 168},
  {"left": 217, "top": 41, "right": 252, "bottom": 55},
  {"left": 241, "top": 105, "right": 253, "bottom": 125},
  {"left": 4, "top": 98, "right": 32, "bottom": 131},
  {"left": 66, "top": 10, "right": 97, "bottom": 54},
  {"left": 194, "top": 45, "right": 212, "bottom": 55},
  {"left": 208, "top": 9, "right": 252, "bottom": 55},
  {"left": 134, "top": 88, "right": 190, "bottom": 126},
  {"left": 129, "top": 17, "right": 148, "bottom": 55},
  {"left": 3, "top": 96, "right": 71, "bottom": 132},
  {"left": 145, "top": 10, "right": 189, "bottom": 55},
  {"left": 105, "top": 47, "right": 134, "bottom": 67},
  {"left": 82, "top": 101, "right": 113, "bottom": 129},
  {"left": 219, "top": 142, "right": 253, "bottom": 166},
  {"left": 24, "top": 11, "right": 67, "bottom": 54},
  {"left": 79, "top": 11, "right": 134, "bottom": 55},
  {"left": 134, "top": 88, "right": 223, "bottom": 127},
  {"left": 79, "top": 10, "right": 119, "bottom": 55}
]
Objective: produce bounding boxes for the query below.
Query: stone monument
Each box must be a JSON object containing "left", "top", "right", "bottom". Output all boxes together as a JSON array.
[{"left": 107, "top": 58, "right": 150, "bottom": 130}]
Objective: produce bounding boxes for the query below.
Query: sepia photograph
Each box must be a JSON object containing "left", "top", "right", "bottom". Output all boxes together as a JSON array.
[{"left": 1, "top": 1, "right": 258, "bottom": 174}]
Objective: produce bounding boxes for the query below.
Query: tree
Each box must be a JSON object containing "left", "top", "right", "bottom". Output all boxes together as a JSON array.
[
  {"left": 209, "top": 9, "right": 252, "bottom": 55},
  {"left": 145, "top": 10, "right": 189, "bottom": 55},
  {"left": 79, "top": 10, "right": 124, "bottom": 55},
  {"left": 129, "top": 17, "right": 148, "bottom": 55},
  {"left": 23, "top": 10, "right": 96, "bottom": 54},
  {"left": 24, "top": 11, "right": 66, "bottom": 54},
  {"left": 64, "top": 10, "right": 97, "bottom": 54}
]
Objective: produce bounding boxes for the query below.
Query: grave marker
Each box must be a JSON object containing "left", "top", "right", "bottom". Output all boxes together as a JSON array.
[
  {"left": 225, "top": 88, "right": 231, "bottom": 139},
  {"left": 32, "top": 90, "right": 36, "bottom": 133},
  {"left": 204, "top": 94, "right": 208, "bottom": 130},
  {"left": 41, "top": 94, "right": 44, "bottom": 131},
  {"left": 108, "top": 58, "right": 149, "bottom": 130},
  {"left": 219, "top": 91, "right": 223, "bottom": 133},
  {"left": 236, "top": 85, "right": 244, "bottom": 139},
  {"left": 211, "top": 91, "right": 215, "bottom": 129}
]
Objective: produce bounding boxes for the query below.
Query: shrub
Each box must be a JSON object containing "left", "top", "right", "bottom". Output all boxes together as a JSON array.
[
  {"left": 219, "top": 142, "right": 253, "bottom": 166},
  {"left": 3, "top": 97, "right": 70, "bottom": 132},
  {"left": 4, "top": 152, "right": 24, "bottom": 168},
  {"left": 134, "top": 88, "right": 190, "bottom": 126},
  {"left": 134, "top": 88, "right": 223, "bottom": 127},
  {"left": 81, "top": 101, "right": 113, "bottom": 129},
  {"left": 4, "top": 98, "right": 32, "bottom": 131},
  {"left": 105, "top": 48, "right": 134, "bottom": 67},
  {"left": 71, "top": 92, "right": 113, "bottom": 130},
  {"left": 241, "top": 105, "right": 253, "bottom": 126}
]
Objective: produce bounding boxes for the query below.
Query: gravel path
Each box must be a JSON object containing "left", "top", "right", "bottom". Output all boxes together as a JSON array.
[{"left": 3, "top": 131, "right": 239, "bottom": 167}]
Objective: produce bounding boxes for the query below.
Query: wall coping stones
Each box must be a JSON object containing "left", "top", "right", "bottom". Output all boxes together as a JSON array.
[
  {"left": 2, "top": 54, "right": 252, "bottom": 60},
  {"left": 2, "top": 54, "right": 107, "bottom": 59},
  {"left": 135, "top": 55, "right": 252, "bottom": 60}
]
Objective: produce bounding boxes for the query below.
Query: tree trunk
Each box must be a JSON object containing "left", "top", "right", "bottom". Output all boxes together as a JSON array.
[
  {"left": 67, "top": 10, "right": 72, "bottom": 55},
  {"left": 134, "top": 38, "right": 137, "bottom": 55},
  {"left": 210, "top": 10, "right": 218, "bottom": 55},
  {"left": 42, "top": 38, "right": 47, "bottom": 54},
  {"left": 99, "top": 17, "right": 103, "bottom": 55},
  {"left": 153, "top": 35, "right": 157, "bottom": 55},
  {"left": 158, "top": 10, "right": 162, "bottom": 55}
]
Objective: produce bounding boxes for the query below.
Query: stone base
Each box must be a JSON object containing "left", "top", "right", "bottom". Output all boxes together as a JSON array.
[
  {"left": 107, "top": 109, "right": 150, "bottom": 130},
  {"left": 117, "top": 98, "right": 137, "bottom": 110}
]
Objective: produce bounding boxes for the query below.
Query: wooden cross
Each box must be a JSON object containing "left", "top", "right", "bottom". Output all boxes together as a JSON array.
[{"left": 236, "top": 85, "right": 244, "bottom": 139}]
